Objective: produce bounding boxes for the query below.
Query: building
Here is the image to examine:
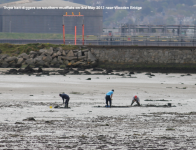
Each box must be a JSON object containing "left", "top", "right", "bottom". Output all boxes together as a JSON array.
[{"left": 0, "top": 0, "right": 103, "bottom": 35}]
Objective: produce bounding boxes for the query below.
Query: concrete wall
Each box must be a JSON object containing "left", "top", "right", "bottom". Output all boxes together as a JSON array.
[{"left": 89, "top": 46, "right": 196, "bottom": 64}]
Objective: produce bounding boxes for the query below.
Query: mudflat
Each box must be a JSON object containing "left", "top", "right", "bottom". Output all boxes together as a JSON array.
[{"left": 0, "top": 71, "right": 196, "bottom": 149}]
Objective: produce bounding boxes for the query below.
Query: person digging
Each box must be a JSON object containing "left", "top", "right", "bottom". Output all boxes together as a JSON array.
[
  {"left": 59, "top": 93, "right": 70, "bottom": 108},
  {"left": 105, "top": 89, "right": 114, "bottom": 107},
  {"left": 131, "top": 95, "right": 141, "bottom": 106}
]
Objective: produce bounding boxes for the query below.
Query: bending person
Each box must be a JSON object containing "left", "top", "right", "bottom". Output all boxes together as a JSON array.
[
  {"left": 105, "top": 89, "right": 114, "bottom": 107},
  {"left": 131, "top": 95, "right": 141, "bottom": 106},
  {"left": 59, "top": 93, "right": 70, "bottom": 108}
]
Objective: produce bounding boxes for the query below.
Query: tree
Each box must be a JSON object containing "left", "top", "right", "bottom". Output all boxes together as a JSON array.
[
  {"left": 141, "top": 7, "right": 153, "bottom": 16},
  {"left": 166, "top": 16, "right": 175, "bottom": 25}
]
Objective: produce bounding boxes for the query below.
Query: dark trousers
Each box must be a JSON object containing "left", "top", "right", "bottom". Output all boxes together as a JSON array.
[
  {"left": 105, "top": 95, "right": 111, "bottom": 107},
  {"left": 64, "top": 98, "right": 69, "bottom": 108},
  {"left": 131, "top": 100, "right": 140, "bottom": 106}
]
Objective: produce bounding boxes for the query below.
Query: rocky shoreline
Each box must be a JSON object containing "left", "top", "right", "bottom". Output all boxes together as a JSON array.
[{"left": 0, "top": 46, "right": 97, "bottom": 68}]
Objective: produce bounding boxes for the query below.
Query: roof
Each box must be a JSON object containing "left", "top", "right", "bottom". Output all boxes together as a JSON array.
[{"left": 0, "top": 0, "right": 87, "bottom": 8}]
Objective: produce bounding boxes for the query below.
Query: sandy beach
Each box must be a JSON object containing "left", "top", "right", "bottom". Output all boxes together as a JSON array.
[{"left": 0, "top": 71, "right": 196, "bottom": 149}]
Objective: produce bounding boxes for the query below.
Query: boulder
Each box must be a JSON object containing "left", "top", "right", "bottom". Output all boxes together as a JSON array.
[
  {"left": 34, "top": 56, "right": 43, "bottom": 62},
  {"left": 25, "top": 59, "right": 34, "bottom": 65},
  {"left": 56, "top": 50, "right": 62, "bottom": 56},
  {"left": 43, "top": 55, "right": 52, "bottom": 62},
  {"left": 29, "top": 51, "right": 38, "bottom": 58},
  {"left": 8, "top": 69, "right": 18, "bottom": 74},
  {"left": 66, "top": 50, "right": 74, "bottom": 57},
  {"left": 61, "top": 56, "right": 77, "bottom": 61},
  {"left": 47, "top": 47, "right": 53, "bottom": 55},
  {"left": 38, "top": 67, "right": 43, "bottom": 72},
  {"left": 24, "top": 65, "right": 35, "bottom": 73},
  {"left": 29, "top": 51, "right": 37, "bottom": 54},
  {"left": 5, "top": 56, "right": 17, "bottom": 63},
  {"left": 1, "top": 62, "right": 9, "bottom": 68},
  {"left": 29, "top": 53, "right": 37, "bottom": 58},
  {"left": 39, "top": 49, "right": 48, "bottom": 53},
  {"left": 0, "top": 54, "right": 9, "bottom": 60},
  {"left": 62, "top": 50, "right": 66, "bottom": 56},
  {"left": 58, "top": 56, "right": 63, "bottom": 63},
  {"left": 52, "top": 53, "right": 57, "bottom": 58},
  {"left": 51, "top": 57, "right": 58, "bottom": 63},
  {"left": 35, "top": 60, "right": 45, "bottom": 67},
  {"left": 18, "top": 53, "right": 29, "bottom": 59}
]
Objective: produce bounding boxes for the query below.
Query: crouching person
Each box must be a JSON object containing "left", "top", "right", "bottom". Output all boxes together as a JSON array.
[
  {"left": 131, "top": 95, "right": 141, "bottom": 106},
  {"left": 59, "top": 93, "right": 70, "bottom": 108}
]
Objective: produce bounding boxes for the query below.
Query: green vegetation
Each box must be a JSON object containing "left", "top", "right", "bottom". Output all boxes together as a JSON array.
[
  {"left": 0, "top": 32, "right": 73, "bottom": 40},
  {"left": 0, "top": 32, "right": 98, "bottom": 40},
  {"left": 0, "top": 43, "right": 78, "bottom": 56}
]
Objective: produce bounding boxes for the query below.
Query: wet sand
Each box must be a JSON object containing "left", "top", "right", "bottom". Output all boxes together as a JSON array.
[{"left": 0, "top": 72, "right": 196, "bottom": 149}]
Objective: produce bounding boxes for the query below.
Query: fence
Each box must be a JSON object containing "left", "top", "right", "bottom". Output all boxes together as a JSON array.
[{"left": 0, "top": 33, "right": 196, "bottom": 46}]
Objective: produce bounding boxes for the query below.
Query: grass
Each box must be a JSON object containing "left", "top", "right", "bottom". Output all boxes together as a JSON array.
[
  {"left": 0, "top": 32, "right": 98, "bottom": 40},
  {"left": 0, "top": 43, "right": 78, "bottom": 56}
]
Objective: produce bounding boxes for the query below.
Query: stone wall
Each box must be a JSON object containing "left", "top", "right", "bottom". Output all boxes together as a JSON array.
[{"left": 89, "top": 46, "right": 196, "bottom": 64}]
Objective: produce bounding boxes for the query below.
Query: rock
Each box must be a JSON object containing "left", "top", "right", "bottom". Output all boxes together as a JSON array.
[
  {"left": 84, "top": 71, "right": 91, "bottom": 75},
  {"left": 29, "top": 53, "right": 37, "bottom": 58},
  {"left": 93, "top": 68, "right": 103, "bottom": 71},
  {"left": 18, "top": 53, "right": 29, "bottom": 60},
  {"left": 1, "top": 62, "right": 9, "bottom": 68},
  {"left": 47, "top": 47, "right": 53, "bottom": 55},
  {"left": 0, "top": 54, "right": 8, "bottom": 60},
  {"left": 56, "top": 50, "right": 62, "bottom": 56},
  {"left": 24, "top": 65, "right": 34, "bottom": 73},
  {"left": 39, "top": 49, "right": 48, "bottom": 53},
  {"left": 62, "top": 50, "right": 66, "bottom": 56},
  {"left": 42, "top": 55, "right": 52, "bottom": 62},
  {"left": 34, "top": 56, "right": 43, "bottom": 62},
  {"left": 73, "top": 70, "right": 79, "bottom": 74},
  {"left": 86, "top": 78, "right": 91, "bottom": 80},
  {"left": 5, "top": 56, "right": 17, "bottom": 62},
  {"left": 58, "top": 56, "right": 63, "bottom": 63},
  {"left": 38, "top": 67, "right": 42, "bottom": 72},
  {"left": 25, "top": 59, "right": 34, "bottom": 65},
  {"left": 106, "top": 69, "right": 113, "bottom": 74},
  {"left": 8, "top": 69, "right": 18, "bottom": 74},
  {"left": 129, "top": 72, "right": 134, "bottom": 74},
  {"left": 88, "top": 51, "right": 96, "bottom": 62},
  {"left": 35, "top": 60, "right": 45, "bottom": 67},
  {"left": 66, "top": 50, "right": 74, "bottom": 57},
  {"left": 52, "top": 53, "right": 57, "bottom": 58},
  {"left": 145, "top": 72, "right": 151, "bottom": 75},
  {"left": 23, "top": 117, "right": 36, "bottom": 121}
]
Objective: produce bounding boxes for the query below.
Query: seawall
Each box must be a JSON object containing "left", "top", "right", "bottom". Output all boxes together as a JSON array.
[{"left": 88, "top": 46, "right": 196, "bottom": 72}]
